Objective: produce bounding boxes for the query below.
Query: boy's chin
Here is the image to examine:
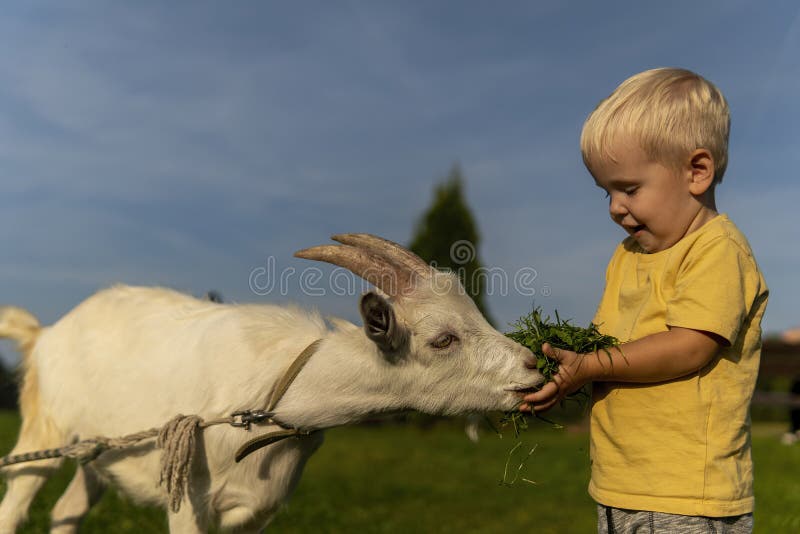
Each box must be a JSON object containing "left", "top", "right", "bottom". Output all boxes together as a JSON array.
[
  {"left": 632, "top": 233, "right": 661, "bottom": 253},
  {"left": 636, "top": 236, "right": 673, "bottom": 254}
]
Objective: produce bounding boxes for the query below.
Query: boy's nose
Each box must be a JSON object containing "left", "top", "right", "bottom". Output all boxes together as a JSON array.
[{"left": 608, "top": 195, "right": 627, "bottom": 219}]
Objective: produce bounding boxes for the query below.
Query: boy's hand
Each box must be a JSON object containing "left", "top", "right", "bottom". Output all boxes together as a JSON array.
[
  {"left": 519, "top": 343, "right": 591, "bottom": 413},
  {"left": 517, "top": 328, "right": 723, "bottom": 413}
]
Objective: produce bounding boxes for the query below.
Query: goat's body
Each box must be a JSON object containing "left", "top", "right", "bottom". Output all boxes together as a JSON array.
[
  {"left": 2, "top": 286, "right": 330, "bottom": 530},
  {"left": 38, "top": 285, "right": 325, "bottom": 437}
]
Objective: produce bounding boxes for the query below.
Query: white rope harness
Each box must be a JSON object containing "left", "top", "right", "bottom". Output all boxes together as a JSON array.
[{"left": 0, "top": 339, "right": 322, "bottom": 513}]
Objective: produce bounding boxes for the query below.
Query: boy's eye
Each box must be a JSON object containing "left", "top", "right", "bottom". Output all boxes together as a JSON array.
[{"left": 624, "top": 186, "right": 638, "bottom": 196}]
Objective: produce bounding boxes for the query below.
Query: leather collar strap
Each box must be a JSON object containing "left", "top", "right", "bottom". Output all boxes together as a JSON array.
[{"left": 234, "top": 339, "right": 322, "bottom": 463}]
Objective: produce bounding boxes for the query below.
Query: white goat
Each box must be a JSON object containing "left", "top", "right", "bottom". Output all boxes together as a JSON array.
[{"left": 0, "top": 234, "right": 542, "bottom": 533}]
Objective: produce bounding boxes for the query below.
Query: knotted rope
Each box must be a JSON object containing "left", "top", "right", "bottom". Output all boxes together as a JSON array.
[{"left": 158, "top": 414, "right": 204, "bottom": 513}]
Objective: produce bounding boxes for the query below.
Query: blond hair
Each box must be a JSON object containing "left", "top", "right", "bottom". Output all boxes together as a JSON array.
[{"left": 581, "top": 68, "right": 730, "bottom": 183}]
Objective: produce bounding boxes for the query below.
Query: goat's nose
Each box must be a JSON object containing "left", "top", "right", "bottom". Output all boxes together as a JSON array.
[{"left": 518, "top": 347, "right": 537, "bottom": 369}]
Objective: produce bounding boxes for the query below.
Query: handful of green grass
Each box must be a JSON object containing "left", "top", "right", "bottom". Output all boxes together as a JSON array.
[
  {"left": 496, "top": 308, "right": 620, "bottom": 485},
  {"left": 501, "top": 307, "right": 619, "bottom": 434}
]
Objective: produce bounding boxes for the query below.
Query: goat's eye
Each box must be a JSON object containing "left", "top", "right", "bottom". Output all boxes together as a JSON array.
[{"left": 430, "top": 334, "right": 457, "bottom": 349}]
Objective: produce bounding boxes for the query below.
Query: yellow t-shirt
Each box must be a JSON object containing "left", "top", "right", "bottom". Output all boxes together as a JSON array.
[{"left": 590, "top": 214, "right": 768, "bottom": 517}]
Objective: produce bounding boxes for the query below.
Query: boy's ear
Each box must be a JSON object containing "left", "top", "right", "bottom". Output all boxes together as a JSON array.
[{"left": 687, "top": 148, "right": 716, "bottom": 195}]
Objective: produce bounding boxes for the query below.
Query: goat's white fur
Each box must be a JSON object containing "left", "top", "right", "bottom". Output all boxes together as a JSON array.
[{"left": 1, "top": 272, "right": 540, "bottom": 532}]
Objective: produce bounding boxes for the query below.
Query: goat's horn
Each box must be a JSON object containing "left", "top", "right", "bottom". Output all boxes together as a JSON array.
[
  {"left": 294, "top": 244, "right": 413, "bottom": 297},
  {"left": 331, "top": 233, "right": 431, "bottom": 278}
]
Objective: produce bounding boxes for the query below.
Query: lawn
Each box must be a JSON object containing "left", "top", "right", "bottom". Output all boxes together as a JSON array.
[{"left": 1, "top": 411, "right": 798, "bottom": 533}]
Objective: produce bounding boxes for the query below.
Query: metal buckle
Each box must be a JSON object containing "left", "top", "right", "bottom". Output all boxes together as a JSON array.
[{"left": 230, "top": 410, "right": 273, "bottom": 430}]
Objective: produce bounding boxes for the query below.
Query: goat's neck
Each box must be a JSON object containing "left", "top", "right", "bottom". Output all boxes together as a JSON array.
[{"left": 271, "top": 327, "right": 410, "bottom": 430}]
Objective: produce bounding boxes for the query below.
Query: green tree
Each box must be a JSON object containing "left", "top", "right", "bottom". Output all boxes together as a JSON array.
[{"left": 409, "top": 164, "right": 494, "bottom": 325}]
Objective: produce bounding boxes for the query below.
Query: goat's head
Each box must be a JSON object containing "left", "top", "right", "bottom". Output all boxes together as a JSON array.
[{"left": 294, "top": 234, "right": 544, "bottom": 419}]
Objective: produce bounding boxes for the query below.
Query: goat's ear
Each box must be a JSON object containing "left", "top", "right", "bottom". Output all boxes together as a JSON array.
[{"left": 359, "top": 292, "right": 407, "bottom": 354}]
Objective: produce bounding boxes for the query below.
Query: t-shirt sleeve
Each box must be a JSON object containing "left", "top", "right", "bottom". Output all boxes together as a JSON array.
[{"left": 665, "top": 235, "right": 756, "bottom": 345}]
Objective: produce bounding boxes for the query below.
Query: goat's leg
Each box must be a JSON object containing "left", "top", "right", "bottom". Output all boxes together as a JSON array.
[
  {"left": 167, "top": 500, "right": 206, "bottom": 534},
  {"left": 0, "top": 417, "right": 65, "bottom": 533},
  {"left": 49, "top": 465, "right": 105, "bottom": 534},
  {"left": 0, "top": 458, "right": 63, "bottom": 534}
]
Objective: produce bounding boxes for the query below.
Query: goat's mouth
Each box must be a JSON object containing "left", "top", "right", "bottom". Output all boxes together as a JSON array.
[{"left": 505, "top": 380, "right": 545, "bottom": 394}]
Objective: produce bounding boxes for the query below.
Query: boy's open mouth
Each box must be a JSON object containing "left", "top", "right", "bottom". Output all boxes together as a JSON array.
[{"left": 631, "top": 224, "right": 646, "bottom": 234}]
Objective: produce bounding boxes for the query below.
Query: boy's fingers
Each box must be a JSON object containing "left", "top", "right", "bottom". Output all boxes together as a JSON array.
[{"left": 542, "top": 342, "right": 563, "bottom": 361}]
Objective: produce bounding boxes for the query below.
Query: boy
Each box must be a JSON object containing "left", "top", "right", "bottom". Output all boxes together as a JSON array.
[{"left": 521, "top": 68, "right": 768, "bottom": 532}]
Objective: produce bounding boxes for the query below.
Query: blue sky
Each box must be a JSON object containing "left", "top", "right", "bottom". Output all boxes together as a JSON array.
[{"left": 1, "top": 1, "right": 798, "bottom": 365}]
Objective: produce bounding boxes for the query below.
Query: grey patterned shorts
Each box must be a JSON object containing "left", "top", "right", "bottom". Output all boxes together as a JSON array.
[{"left": 597, "top": 505, "right": 753, "bottom": 534}]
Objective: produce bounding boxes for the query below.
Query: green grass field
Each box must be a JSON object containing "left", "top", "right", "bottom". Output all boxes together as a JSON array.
[{"left": 1, "top": 411, "right": 799, "bottom": 533}]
